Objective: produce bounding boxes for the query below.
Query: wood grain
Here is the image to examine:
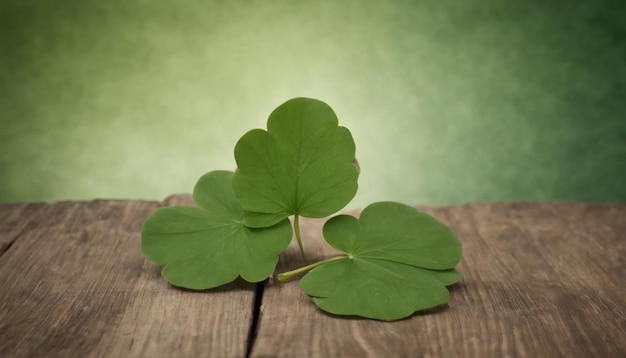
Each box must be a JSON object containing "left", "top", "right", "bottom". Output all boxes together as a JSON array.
[
  {"left": 250, "top": 203, "right": 626, "bottom": 358},
  {"left": 0, "top": 197, "right": 255, "bottom": 358},
  {"left": 0, "top": 200, "right": 624, "bottom": 357},
  {"left": 0, "top": 202, "right": 46, "bottom": 254}
]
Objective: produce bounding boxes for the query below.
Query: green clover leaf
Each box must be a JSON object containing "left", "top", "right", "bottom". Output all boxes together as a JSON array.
[
  {"left": 141, "top": 170, "right": 292, "bottom": 290},
  {"left": 140, "top": 97, "right": 465, "bottom": 321},
  {"left": 298, "top": 202, "right": 462, "bottom": 320},
  {"left": 232, "top": 97, "right": 359, "bottom": 228}
]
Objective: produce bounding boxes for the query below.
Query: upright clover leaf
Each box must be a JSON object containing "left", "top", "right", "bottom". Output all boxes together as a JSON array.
[
  {"left": 141, "top": 170, "right": 292, "bottom": 290},
  {"left": 290, "top": 202, "right": 462, "bottom": 321},
  {"left": 232, "top": 97, "right": 359, "bottom": 260}
]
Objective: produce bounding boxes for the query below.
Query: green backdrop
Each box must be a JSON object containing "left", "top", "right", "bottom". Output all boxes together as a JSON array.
[{"left": 1, "top": 0, "right": 625, "bottom": 208}]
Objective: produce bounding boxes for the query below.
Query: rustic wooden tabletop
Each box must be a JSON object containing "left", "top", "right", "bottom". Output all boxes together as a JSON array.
[{"left": 0, "top": 197, "right": 624, "bottom": 357}]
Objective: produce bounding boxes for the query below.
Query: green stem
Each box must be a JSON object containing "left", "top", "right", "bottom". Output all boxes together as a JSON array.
[
  {"left": 277, "top": 255, "right": 346, "bottom": 283},
  {"left": 293, "top": 214, "right": 308, "bottom": 263}
]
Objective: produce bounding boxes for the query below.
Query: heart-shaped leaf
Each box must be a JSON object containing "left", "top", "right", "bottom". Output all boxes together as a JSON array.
[
  {"left": 141, "top": 170, "right": 292, "bottom": 290},
  {"left": 232, "top": 97, "right": 359, "bottom": 227},
  {"left": 299, "top": 202, "right": 462, "bottom": 320}
]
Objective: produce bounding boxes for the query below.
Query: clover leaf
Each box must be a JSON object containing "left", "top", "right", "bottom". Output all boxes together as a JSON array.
[
  {"left": 141, "top": 97, "right": 465, "bottom": 321},
  {"left": 296, "top": 202, "right": 462, "bottom": 320},
  {"left": 232, "top": 97, "right": 359, "bottom": 228},
  {"left": 141, "top": 170, "right": 292, "bottom": 290}
]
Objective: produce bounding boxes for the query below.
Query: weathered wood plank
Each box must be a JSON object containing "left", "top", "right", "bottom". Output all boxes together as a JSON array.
[
  {"left": 1, "top": 200, "right": 623, "bottom": 357},
  {"left": 96, "top": 194, "right": 256, "bottom": 358},
  {"left": 251, "top": 203, "right": 626, "bottom": 357},
  {"left": 0, "top": 200, "right": 159, "bottom": 357},
  {"left": 0, "top": 197, "right": 255, "bottom": 358}
]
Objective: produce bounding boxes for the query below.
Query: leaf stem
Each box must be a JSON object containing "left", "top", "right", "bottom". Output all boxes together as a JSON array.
[
  {"left": 293, "top": 214, "right": 308, "bottom": 263},
  {"left": 277, "top": 255, "right": 346, "bottom": 283}
]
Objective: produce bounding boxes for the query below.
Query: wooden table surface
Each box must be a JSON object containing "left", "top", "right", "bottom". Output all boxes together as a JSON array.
[{"left": 0, "top": 197, "right": 624, "bottom": 357}]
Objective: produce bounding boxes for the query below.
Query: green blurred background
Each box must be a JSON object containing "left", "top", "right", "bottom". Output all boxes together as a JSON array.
[{"left": 1, "top": 0, "right": 625, "bottom": 207}]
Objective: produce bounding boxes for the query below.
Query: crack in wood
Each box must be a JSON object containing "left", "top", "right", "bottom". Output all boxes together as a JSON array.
[
  {"left": 246, "top": 280, "right": 266, "bottom": 358},
  {"left": 0, "top": 239, "right": 15, "bottom": 257},
  {"left": 0, "top": 203, "right": 47, "bottom": 259}
]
